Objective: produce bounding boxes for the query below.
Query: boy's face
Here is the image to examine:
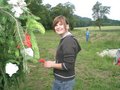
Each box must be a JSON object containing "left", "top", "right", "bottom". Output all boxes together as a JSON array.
[{"left": 54, "top": 21, "right": 68, "bottom": 35}]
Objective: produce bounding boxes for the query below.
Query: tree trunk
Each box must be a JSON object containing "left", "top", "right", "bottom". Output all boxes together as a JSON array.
[{"left": 98, "top": 25, "right": 101, "bottom": 30}]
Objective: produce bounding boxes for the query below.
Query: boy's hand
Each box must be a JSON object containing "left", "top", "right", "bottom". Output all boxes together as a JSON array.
[{"left": 44, "top": 61, "right": 55, "bottom": 68}]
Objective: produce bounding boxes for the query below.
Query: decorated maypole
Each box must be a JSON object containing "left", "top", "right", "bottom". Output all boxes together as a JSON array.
[{"left": 0, "top": 0, "right": 45, "bottom": 89}]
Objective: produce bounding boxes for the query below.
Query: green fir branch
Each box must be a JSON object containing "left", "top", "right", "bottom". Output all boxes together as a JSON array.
[{"left": 0, "top": 9, "right": 25, "bottom": 50}]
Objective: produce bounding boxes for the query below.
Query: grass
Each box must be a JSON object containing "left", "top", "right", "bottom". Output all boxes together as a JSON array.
[
  {"left": 20, "top": 26, "right": 120, "bottom": 90},
  {"left": 75, "top": 26, "right": 120, "bottom": 31}
]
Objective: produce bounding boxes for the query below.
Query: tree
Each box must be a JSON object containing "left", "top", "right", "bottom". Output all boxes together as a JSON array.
[
  {"left": 92, "top": 1, "right": 110, "bottom": 30},
  {"left": 27, "top": 0, "right": 53, "bottom": 30},
  {"left": 51, "top": 2, "right": 75, "bottom": 30},
  {"left": 27, "top": 1, "right": 75, "bottom": 30}
]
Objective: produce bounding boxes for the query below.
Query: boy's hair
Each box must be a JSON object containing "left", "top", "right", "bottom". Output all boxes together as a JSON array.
[{"left": 52, "top": 15, "right": 69, "bottom": 31}]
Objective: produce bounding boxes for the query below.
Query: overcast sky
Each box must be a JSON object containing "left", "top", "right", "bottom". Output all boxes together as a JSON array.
[{"left": 43, "top": 0, "right": 120, "bottom": 20}]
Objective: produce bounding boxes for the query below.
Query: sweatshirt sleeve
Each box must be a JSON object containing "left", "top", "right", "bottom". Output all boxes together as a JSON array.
[{"left": 61, "top": 37, "right": 77, "bottom": 71}]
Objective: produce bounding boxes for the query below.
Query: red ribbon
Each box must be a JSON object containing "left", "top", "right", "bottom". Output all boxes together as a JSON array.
[{"left": 23, "top": 33, "right": 32, "bottom": 48}]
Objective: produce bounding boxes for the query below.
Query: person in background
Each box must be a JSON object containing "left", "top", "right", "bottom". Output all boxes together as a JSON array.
[
  {"left": 86, "top": 28, "right": 90, "bottom": 42},
  {"left": 43, "top": 15, "right": 81, "bottom": 90}
]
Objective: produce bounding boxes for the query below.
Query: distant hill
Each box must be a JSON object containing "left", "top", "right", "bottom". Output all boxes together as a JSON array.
[
  {"left": 74, "top": 15, "right": 120, "bottom": 27},
  {"left": 102, "top": 19, "right": 120, "bottom": 26}
]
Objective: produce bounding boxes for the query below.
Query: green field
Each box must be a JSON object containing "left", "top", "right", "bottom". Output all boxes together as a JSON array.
[
  {"left": 20, "top": 26, "right": 120, "bottom": 90},
  {"left": 75, "top": 26, "right": 120, "bottom": 31}
]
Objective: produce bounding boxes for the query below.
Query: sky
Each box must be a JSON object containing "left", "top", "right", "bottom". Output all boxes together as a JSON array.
[{"left": 43, "top": 0, "right": 120, "bottom": 20}]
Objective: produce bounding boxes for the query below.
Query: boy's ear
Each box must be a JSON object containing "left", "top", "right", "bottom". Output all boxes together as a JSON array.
[{"left": 66, "top": 25, "right": 69, "bottom": 30}]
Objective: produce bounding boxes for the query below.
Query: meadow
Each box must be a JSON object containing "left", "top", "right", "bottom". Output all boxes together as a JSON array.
[{"left": 21, "top": 26, "right": 120, "bottom": 90}]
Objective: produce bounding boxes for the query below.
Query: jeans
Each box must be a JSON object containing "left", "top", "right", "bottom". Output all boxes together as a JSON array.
[
  {"left": 86, "top": 35, "right": 89, "bottom": 42},
  {"left": 52, "top": 79, "right": 75, "bottom": 90}
]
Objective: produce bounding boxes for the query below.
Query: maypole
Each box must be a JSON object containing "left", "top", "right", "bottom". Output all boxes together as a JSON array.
[{"left": 0, "top": 0, "right": 45, "bottom": 90}]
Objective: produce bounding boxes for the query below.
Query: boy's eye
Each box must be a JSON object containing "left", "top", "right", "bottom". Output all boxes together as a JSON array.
[
  {"left": 57, "top": 23, "right": 63, "bottom": 26},
  {"left": 59, "top": 23, "right": 63, "bottom": 25}
]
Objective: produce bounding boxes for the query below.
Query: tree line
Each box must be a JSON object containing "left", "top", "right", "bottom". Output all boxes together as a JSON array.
[{"left": 25, "top": 0, "right": 120, "bottom": 30}]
